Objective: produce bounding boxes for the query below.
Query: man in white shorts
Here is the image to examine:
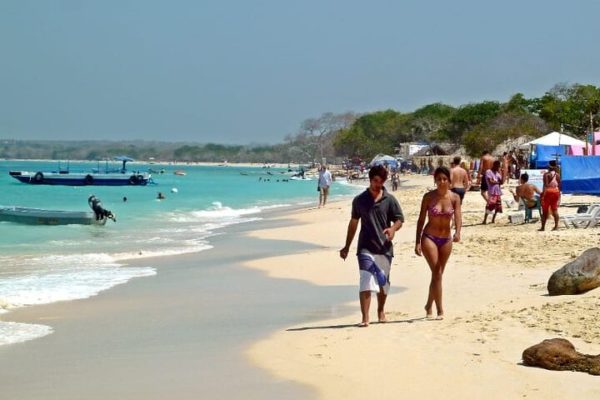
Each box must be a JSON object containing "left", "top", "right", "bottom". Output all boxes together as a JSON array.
[
  {"left": 318, "top": 165, "right": 333, "bottom": 208},
  {"left": 339, "top": 165, "right": 404, "bottom": 327}
]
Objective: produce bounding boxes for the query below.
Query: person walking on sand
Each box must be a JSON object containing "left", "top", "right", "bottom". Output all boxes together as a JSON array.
[
  {"left": 415, "top": 167, "right": 461, "bottom": 320},
  {"left": 502, "top": 152, "right": 511, "bottom": 185},
  {"left": 477, "top": 151, "right": 495, "bottom": 201},
  {"left": 339, "top": 165, "right": 404, "bottom": 327},
  {"left": 450, "top": 156, "right": 469, "bottom": 204},
  {"left": 317, "top": 165, "right": 333, "bottom": 208},
  {"left": 540, "top": 160, "right": 561, "bottom": 231},
  {"left": 482, "top": 160, "right": 503, "bottom": 224}
]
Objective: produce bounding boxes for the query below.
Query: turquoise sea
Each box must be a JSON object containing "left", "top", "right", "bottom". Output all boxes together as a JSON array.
[{"left": 0, "top": 160, "right": 360, "bottom": 345}]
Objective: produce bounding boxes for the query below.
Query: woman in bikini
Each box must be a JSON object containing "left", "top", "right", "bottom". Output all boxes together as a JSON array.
[
  {"left": 540, "top": 160, "right": 561, "bottom": 231},
  {"left": 415, "top": 167, "right": 462, "bottom": 320}
]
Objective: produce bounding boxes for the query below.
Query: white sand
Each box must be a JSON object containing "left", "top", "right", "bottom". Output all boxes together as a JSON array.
[{"left": 244, "top": 174, "right": 600, "bottom": 399}]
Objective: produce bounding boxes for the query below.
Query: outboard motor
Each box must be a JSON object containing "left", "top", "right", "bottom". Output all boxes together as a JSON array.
[{"left": 88, "top": 195, "right": 116, "bottom": 222}]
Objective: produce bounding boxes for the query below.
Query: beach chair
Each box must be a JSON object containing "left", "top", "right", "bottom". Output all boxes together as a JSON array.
[{"left": 561, "top": 204, "right": 600, "bottom": 228}]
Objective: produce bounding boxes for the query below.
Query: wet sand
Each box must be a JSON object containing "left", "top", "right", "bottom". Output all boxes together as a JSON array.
[{"left": 0, "top": 216, "right": 358, "bottom": 400}]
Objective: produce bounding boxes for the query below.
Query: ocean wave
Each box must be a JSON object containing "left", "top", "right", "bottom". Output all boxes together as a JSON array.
[
  {"left": 0, "top": 259, "right": 156, "bottom": 310},
  {"left": 0, "top": 321, "right": 53, "bottom": 346},
  {"left": 112, "top": 243, "right": 214, "bottom": 261},
  {"left": 165, "top": 201, "right": 285, "bottom": 223}
]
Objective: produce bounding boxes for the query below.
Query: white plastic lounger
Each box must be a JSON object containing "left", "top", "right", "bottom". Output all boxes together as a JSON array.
[{"left": 561, "top": 204, "right": 600, "bottom": 228}]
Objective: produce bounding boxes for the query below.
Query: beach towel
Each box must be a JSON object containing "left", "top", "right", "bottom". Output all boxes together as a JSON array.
[{"left": 357, "top": 251, "right": 391, "bottom": 294}]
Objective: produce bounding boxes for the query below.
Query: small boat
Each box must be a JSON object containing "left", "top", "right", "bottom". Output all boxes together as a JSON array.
[
  {"left": 8, "top": 156, "right": 151, "bottom": 186},
  {"left": 0, "top": 206, "right": 107, "bottom": 226},
  {"left": 0, "top": 196, "right": 116, "bottom": 226},
  {"left": 173, "top": 170, "right": 186, "bottom": 176}
]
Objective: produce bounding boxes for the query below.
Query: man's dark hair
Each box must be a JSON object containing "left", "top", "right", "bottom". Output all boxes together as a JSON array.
[
  {"left": 482, "top": 150, "right": 490, "bottom": 156},
  {"left": 369, "top": 165, "right": 388, "bottom": 181},
  {"left": 453, "top": 156, "right": 461, "bottom": 165},
  {"left": 492, "top": 160, "right": 501, "bottom": 170},
  {"left": 434, "top": 166, "right": 451, "bottom": 180},
  {"left": 520, "top": 173, "right": 529, "bottom": 183}
]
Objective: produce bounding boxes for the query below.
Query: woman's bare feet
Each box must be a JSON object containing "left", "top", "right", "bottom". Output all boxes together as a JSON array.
[
  {"left": 357, "top": 322, "right": 369, "bottom": 328},
  {"left": 378, "top": 311, "right": 387, "bottom": 323},
  {"left": 425, "top": 306, "right": 434, "bottom": 320}
]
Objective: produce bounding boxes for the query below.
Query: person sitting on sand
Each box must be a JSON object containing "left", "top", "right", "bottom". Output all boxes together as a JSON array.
[
  {"left": 339, "top": 165, "right": 404, "bottom": 327},
  {"left": 540, "top": 160, "right": 561, "bottom": 231},
  {"left": 509, "top": 173, "right": 541, "bottom": 222},
  {"left": 415, "top": 167, "right": 461, "bottom": 320},
  {"left": 482, "top": 160, "right": 503, "bottom": 224}
]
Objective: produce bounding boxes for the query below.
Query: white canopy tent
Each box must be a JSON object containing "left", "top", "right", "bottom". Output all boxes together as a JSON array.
[{"left": 522, "top": 131, "right": 586, "bottom": 147}]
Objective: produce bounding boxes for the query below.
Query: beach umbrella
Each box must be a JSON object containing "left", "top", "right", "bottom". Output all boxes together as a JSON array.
[{"left": 369, "top": 154, "right": 399, "bottom": 168}]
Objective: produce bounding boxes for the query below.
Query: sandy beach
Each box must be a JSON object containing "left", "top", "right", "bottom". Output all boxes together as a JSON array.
[
  {"left": 1, "top": 173, "right": 599, "bottom": 399},
  {"left": 245, "top": 174, "right": 600, "bottom": 399}
]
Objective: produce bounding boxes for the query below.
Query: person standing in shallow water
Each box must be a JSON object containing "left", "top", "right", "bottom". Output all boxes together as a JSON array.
[
  {"left": 415, "top": 167, "right": 461, "bottom": 320},
  {"left": 339, "top": 165, "right": 404, "bottom": 327}
]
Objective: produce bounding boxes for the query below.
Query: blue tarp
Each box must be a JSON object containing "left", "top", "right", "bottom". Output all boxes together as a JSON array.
[
  {"left": 561, "top": 156, "right": 600, "bottom": 195},
  {"left": 530, "top": 145, "right": 566, "bottom": 168}
]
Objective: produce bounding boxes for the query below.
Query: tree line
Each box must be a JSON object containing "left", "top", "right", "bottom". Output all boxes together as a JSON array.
[
  {"left": 331, "top": 82, "right": 599, "bottom": 158},
  {"left": 2, "top": 82, "right": 598, "bottom": 163}
]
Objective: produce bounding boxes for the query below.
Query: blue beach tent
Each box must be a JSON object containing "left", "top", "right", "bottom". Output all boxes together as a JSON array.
[
  {"left": 529, "top": 145, "right": 567, "bottom": 169},
  {"left": 561, "top": 156, "right": 600, "bottom": 195}
]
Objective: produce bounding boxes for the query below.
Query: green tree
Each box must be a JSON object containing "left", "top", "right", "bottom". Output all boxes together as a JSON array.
[
  {"left": 408, "top": 103, "right": 456, "bottom": 141},
  {"left": 442, "top": 101, "right": 501, "bottom": 143},
  {"left": 333, "top": 110, "right": 405, "bottom": 158}
]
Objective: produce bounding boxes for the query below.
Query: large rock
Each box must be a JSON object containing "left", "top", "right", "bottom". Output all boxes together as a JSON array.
[
  {"left": 522, "top": 338, "right": 600, "bottom": 375},
  {"left": 547, "top": 247, "right": 600, "bottom": 296}
]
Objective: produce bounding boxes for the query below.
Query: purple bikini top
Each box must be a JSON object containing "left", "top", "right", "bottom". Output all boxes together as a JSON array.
[{"left": 428, "top": 204, "right": 454, "bottom": 218}]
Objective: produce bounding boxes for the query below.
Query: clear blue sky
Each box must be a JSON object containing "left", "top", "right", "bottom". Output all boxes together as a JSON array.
[{"left": 1, "top": 0, "right": 599, "bottom": 144}]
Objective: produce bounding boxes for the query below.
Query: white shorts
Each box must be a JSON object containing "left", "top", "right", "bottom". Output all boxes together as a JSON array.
[{"left": 358, "top": 251, "right": 392, "bottom": 294}]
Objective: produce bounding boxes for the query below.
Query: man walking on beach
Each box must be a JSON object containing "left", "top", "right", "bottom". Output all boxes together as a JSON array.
[
  {"left": 318, "top": 165, "right": 333, "bottom": 208},
  {"left": 450, "top": 156, "right": 470, "bottom": 204},
  {"left": 478, "top": 151, "right": 495, "bottom": 201},
  {"left": 339, "top": 165, "right": 404, "bottom": 327}
]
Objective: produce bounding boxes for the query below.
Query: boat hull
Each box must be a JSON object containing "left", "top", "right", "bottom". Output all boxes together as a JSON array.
[
  {"left": 0, "top": 207, "right": 106, "bottom": 225},
  {"left": 9, "top": 171, "right": 150, "bottom": 186}
]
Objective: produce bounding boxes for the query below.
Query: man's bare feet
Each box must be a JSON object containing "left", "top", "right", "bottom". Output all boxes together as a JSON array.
[
  {"left": 435, "top": 315, "right": 444, "bottom": 320},
  {"left": 357, "top": 322, "right": 369, "bottom": 328},
  {"left": 378, "top": 311, "right": 387, "bottom": 323}
]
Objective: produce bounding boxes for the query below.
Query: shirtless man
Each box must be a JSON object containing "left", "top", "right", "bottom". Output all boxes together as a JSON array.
[
  {"left": 478, "top": 151, "right": 495, "bottom": 201},
  {"left": 510, "top": 173, "right": 541, "bottom": 207},
  {"left": 509, "top": 173, "right": 541, "bottom": 222},
  {"left": 502, "top": 152, "right": 511, "bottom": 185},
  {"left": 450, "top": 156, "right": 469, "bottom": 204}
]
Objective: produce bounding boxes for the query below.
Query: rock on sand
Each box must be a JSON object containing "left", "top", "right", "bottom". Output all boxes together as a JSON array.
[
  {"left": 522, "top": 338, "right": 600, "bottom": 376},
  {"left": 547, "top": 247, "right": 600, "bottom": 296}
]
